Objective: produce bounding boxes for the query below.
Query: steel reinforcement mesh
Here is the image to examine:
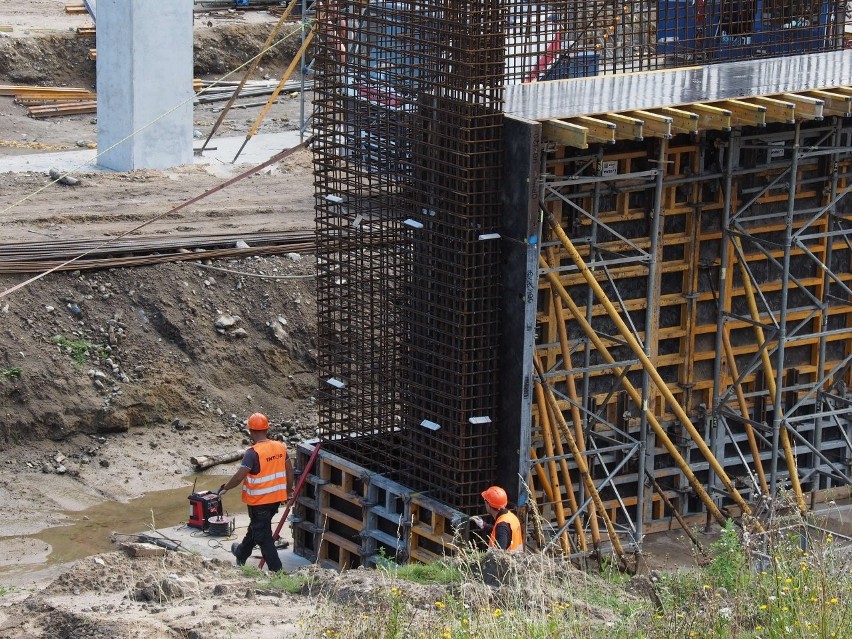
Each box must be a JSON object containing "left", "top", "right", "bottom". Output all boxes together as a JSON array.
[
  {"left": 501, "top": 1, "right": 849, "bottom": 80},
  {"left": 313, "top": 0, "right": 504, "bottom": 510}
]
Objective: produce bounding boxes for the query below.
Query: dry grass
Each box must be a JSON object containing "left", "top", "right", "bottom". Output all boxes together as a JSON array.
[{"left": 307, "top": 501, "right": 851, "bottom": 639}]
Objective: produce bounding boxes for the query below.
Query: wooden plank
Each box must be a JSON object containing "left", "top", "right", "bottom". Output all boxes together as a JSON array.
[
  {"left": 14, "top": 88, "right": 95, "bottom": 101},
  {"left": 718, "top": 99, "right": 767, "bottom": 127},
  {"left": 410, "top": 523, "right": 455, "bottom": 546},
  {"left": 751, "top": 96, "right": 796, "bottom": 124},
  {"left": 0, "top": 85, "right": 93, "bottom": 96},
  {"left": 806, "top": 90, "right": 852, "bottom": 116},
  {"left": 689, "top": 104, "right": 732, "bottom": 131},
  {"left": 16, "top": 96, "right": 95, "bottom": 105},
  {"left": 600, "top": 113, "right": 644, "bottom": 141},
  {"left": 572, "top": 116, "right": 617, "bottom": 143},
  {"left": 27, "top": 101, "right": 97, "bottom": 118},
  {"left": 319, "top": 505, "right": 363, "bottom": 532},
  {"left": 543, "top": 119, "right": 588, "bottom": 150},
  {"left": 781, "top": 93, "right": 824, "bottom": 120},
  {"left": 626, "top": 111, "right": 672, "bottom": 139},
  {"left": 319, "top": 530, "right": 361, "bottom": 556},
  {"left": 15, "top": 92, "right": 95, "bottom": 103},
  {"left": 321, "top": 483, "right": 364, "bottom": 506},
  {"left": 658, "top": 107, "right": 700, "bottom": 133}
]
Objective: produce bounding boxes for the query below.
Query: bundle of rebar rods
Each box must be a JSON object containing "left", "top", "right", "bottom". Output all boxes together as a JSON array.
[
  {"left": 195, "top": 79, "right": 312, "bottom": 105},
  {"left": 0, "top": 231, "right": 316, "bottom": 273}
]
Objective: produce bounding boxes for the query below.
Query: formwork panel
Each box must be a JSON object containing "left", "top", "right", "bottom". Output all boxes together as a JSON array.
[
  {"left": 532, "top": 119, "right": 852, "bottom": 551},
  {"left": 293, "top": 442, "right": 469, "bottom": 567}
]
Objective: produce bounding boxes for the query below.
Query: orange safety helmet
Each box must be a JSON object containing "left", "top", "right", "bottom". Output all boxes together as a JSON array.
[
  {"left": 481, "top": 485, "right": 508, "bottom": 509},
  {"left": 247, "top": 412, "right": 269, "bottom": 431}
]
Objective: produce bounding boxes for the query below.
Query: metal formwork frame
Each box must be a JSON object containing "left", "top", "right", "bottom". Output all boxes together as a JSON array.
[
  {"left": 532, "top": 115, "right": 852, "bottom": 555},
  {"left": 713, "top": 122, "right": 852, "bottom": 498}
]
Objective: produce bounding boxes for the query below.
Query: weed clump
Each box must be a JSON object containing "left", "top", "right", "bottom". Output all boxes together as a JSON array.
[
  {"left": 51, "top": 334, "right": 101, "bottom": 364},
  {"left": 307, "top": 507, "right": 850, "bottom": 639}
]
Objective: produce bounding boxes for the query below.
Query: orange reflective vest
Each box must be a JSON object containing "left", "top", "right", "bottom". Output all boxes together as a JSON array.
[
  {"left": 241, "top": 440, "right": 288, "bottom": 506},
  {"left": 489, "top": 510, "right": 524, "bottom": 552}
]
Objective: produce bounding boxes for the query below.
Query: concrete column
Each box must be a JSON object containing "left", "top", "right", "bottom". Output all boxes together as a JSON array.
[{"left": 96, "top": 0, "right": 194, "bottom": 171}]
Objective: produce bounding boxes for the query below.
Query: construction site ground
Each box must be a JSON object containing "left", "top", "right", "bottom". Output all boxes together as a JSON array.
[{"left": 2, "top": 3, "right": 838, "bottom": 639}]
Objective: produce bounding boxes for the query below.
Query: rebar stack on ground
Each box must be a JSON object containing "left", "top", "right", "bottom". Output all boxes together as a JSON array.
[{"left": 0, "top": 231, "right": 316, "bottom": 273}]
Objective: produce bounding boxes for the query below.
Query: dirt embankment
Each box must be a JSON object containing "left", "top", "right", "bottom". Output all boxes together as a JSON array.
[
  {"left": 0, "top": 255, "right": 317, "bottom": 443},
  {"left": 0, "top": 22, "right": 304, "bottom": 88}
]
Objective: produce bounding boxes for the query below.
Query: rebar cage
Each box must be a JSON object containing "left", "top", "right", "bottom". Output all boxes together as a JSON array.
[
  {"left": 313, "top": 0, "right": 506, "bottom": 511},
  {"left": 312, "top": 0, "right": 852, "bottom": 530}
]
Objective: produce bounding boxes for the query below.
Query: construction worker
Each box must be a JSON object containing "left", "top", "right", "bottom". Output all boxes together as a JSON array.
[
  {"left": 218, "top": 412, "right": 294, "bottom": 572},
  {"left": 470, "top": 485, "right": 524, "bottom": 552}
]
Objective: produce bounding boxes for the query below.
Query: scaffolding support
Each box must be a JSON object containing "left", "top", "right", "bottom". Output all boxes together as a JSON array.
[{"left": 533, "top": 119, "right": 852, "bottom": 554}]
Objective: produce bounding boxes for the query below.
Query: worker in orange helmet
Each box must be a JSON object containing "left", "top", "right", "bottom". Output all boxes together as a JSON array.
[
  {"left": 470, "top": 485, "right": 524, "bottom": 552},
  {"left": 218, "top": 412, "right": 293, "bottom": 572}
]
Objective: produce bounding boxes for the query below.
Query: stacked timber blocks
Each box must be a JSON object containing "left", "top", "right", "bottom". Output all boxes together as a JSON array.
[{"left": 291, "top": 441, "right": 470, "bottom": 569}]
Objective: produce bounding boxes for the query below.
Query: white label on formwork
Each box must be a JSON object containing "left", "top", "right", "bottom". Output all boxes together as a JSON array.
[
  {"left": 600, "top": 161, "right": 618, "bottom": 177},
  {"left": 769, "top": 142, "right": 785, "bottom": 159}
]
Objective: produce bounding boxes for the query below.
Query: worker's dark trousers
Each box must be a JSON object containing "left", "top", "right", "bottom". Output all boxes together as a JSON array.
[{"left": 234, "top": 503, "right": 282, "bottom": 572}]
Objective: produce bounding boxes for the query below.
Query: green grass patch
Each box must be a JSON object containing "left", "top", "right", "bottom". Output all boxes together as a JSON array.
[
  {"left": 51, "top": 335, "right": 99, "bottom": 364},
  {"left": 380, "top": 558, "right": 465, "bottom": 585},
  {"left": 316, "top": 513, "right": 851, "bottom": 639},
  {"left": 239, "top": 565, "right": 312, "bottom": 594},
  {"left": 265, "top": 570, "right": 312, "bottom": 594},
  {"left": 0, "top": 367, "right": 21, "bottom": 379}
]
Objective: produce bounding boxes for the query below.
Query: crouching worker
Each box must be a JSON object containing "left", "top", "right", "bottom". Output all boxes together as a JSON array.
[
  {"left": 470, "top": 485, "right": 524, "bottom": 552},
  {"left": 218, "top": 412, "right": 293, "bottom": 572}
]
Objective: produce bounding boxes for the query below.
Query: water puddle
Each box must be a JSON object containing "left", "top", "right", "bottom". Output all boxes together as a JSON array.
[{"left": 2, "top": 476, "right": 246, "bottom": 570}]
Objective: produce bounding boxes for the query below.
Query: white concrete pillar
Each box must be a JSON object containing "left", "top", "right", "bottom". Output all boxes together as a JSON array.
[{"left": 96, "top": 0, "right": 194, "bottom": 171}]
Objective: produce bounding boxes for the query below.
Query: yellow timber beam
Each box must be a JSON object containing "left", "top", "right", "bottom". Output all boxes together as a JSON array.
[
  {"left": 541, "top": 86, "right": 850, "bottom": 147},
  {"left": 543, "top": 119, "right": 588, "bottom": 150}
]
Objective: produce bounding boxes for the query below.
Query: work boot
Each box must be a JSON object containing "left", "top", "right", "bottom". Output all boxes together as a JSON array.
[{"left": 231, "top": 542, "right": 245, "bottom": 566}]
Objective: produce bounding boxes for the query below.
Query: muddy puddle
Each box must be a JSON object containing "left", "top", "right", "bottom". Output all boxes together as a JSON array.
[{"left": 2, "top": 475, "right": 246, "bottom": 571}]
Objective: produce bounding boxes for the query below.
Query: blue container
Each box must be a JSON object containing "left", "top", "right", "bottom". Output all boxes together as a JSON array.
[
  {"left": 705, "top": 0, "right": 757, "bottom": 60},
  {"left": 754, "top": 0, "right": 831, "bottom": 56},
  {"left": 657, "top": 0, "right": 698, "bottom": 56},
  {"left": 542, "top": 50, "right": 600, "bottom": 80}
]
